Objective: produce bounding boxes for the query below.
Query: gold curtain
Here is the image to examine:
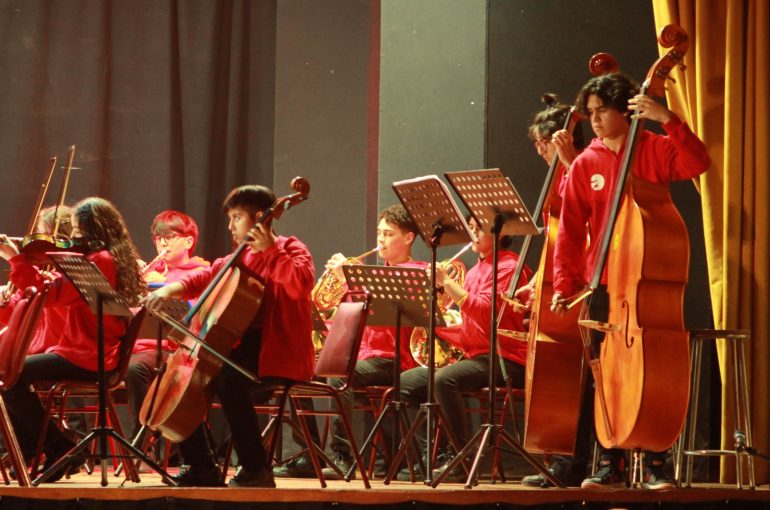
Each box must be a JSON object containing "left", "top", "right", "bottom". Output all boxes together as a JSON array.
[{"left": 652, "top": 0, "right": 770, "bottom": 483}]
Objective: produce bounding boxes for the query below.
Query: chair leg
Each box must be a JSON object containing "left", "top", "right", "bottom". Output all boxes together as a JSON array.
[{"left": 330, "top": 392, "right": 371, "bottom": 488}]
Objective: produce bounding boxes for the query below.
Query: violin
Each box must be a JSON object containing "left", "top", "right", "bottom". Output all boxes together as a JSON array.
[
  {"left": 582, "top": 25, "right": 691, "bottom": 451},
  {"left": 140, "top": 177, "right": 310, "bottom": 442}
]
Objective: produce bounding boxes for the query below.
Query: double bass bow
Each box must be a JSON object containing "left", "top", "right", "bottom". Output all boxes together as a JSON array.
[
  {"left": 578, "top": 25, "right": 691, "bottom": 452},
  {"left": 141, "top": 177, "right": 310, "bottom": 442}
]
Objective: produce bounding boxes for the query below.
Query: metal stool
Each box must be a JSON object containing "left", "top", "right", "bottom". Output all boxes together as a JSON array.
[{"left": 675, "top": 329, "right": 754, "bottom": 489}]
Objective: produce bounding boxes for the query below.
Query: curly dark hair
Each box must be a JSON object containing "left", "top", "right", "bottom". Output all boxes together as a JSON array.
[
  {"left": 73, "top": 197, "right": 144, "bottom": 305},
  {"left": 528, "top": 93, "right": 585, "bottom": 150},
  {"left": 151, "top": 210, "right": 200, "bottom": 254},
  {"left": 378, "top": 205, "right": 418, "bottom": 238},
  {"left": 575, "top": 72, "right": 640, "bottom": 118}
]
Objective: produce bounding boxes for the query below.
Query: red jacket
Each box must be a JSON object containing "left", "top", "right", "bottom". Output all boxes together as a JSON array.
[
  {"left": 356, "top": 260, "right": 428, "bottom": 371},
  {"left": 440, "top": 250, "right": 528, "bottom": 365},
  {"left": 553, "top": 116, "right": 711, "bottom": 296},
  {"left": 134, "top": 255, "right": 210, "bottom": 354},
  {"left": 9, "top": 250, "right": 126, "bottom": 371},
  {"left": 179, "top": 236, "right": 315, "bottom": 382}
]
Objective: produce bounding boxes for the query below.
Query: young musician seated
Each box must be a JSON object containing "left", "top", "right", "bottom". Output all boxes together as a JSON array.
[
  {"left": 0, "top": 198, "right": 144, "bottom": 482},
  {"left": 316, "top": 204, "right": 425, "bottom": 480},
  {"left": 144, "top": 185, "right": 315, "bottom": 488},
  {"left": 551, "top": 72, "right": 710, "bottom": 490},
  {"left": 1, "top": 205, "right": 73, "bottom": 355},
  {"left": 126, "top": 210, "right": 209, "bottom": 438},
  {"left": 398, "top": 216, "right": 529, "bottom": 482}
]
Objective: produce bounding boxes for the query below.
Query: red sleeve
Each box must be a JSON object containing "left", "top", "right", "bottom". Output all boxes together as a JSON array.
[
  {"left": 10, "top": 251, "right": 118, "bottom": 307},
  {"left": 178, "top": 256, "right": 227, "bottom": 299},
  {"left": 553, "top": 160, "right": 591, "bottom": 296},
  {"left": 460, "top": 255, "right": 527, "bottom": 350},
  {"left": 653, "top": 115, "right": 711, "bottom": 182},
  {"left": 255, "top": 238, "right": 315, "bottom": 300}
]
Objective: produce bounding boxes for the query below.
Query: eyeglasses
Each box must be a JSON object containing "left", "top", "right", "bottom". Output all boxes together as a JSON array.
[
  {"left": 533, "top": 137, "right": 552, "bottom": 151},
  {"left": 153, "top": 233, "right": 180, "bottom": 244}
]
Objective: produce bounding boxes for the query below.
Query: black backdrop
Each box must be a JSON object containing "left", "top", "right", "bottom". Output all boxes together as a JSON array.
[{"left": 0, "top": 0, "right": 710, "bottom": 328}]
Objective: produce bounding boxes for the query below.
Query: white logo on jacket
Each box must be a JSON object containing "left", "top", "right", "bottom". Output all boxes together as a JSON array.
[{"left": 590, "top": 174, "right": 605, "bottom": 191}]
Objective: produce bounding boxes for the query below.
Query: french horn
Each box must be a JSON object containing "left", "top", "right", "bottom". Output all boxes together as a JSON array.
[
  {"left": 311, "top": 246, "right": 379, "bottom": 311},
  {"left": 409, "top": 242, "right": 473, "bottom": 367}
]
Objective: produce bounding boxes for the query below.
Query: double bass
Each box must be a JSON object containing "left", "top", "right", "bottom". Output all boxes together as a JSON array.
[
  {"left": 582, "top": 25, "right": 691, "bottom": 451},
  {"left": 140, "top": 178, "right": 310, "bottom": 442},
  {"left": 501, "top": 53, "right": 619, "bottom": 456}
]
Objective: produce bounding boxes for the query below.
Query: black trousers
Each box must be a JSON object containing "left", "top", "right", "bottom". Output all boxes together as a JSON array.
[
  {"left": 328, "top": 357, "right": 395, "bottom": 457},
  {"left": 4, "top": 353, "right": 112, "bottom": 458},
  {"left": 178, "top": 330, "right": 320, "bottom": 472},
  {"left": 399, "top": 354, "right": 524, "bottom": 452}
]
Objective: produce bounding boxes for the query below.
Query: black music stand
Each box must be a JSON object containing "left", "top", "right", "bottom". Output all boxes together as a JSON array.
[
  {"left": 385, "top": 175, "right": 474, "bottom": 484},
  {"left": 35, "top": 253, "right": 176, "bottom": 486},
  {"left": 431, "top": 168, "right": 559, "bottom": 488},
  {"left": 341, "top": 264, "right": 443, "bottom": 481},
  {"left": 122, "top": 293, "right": 189, "bottom": 477}
]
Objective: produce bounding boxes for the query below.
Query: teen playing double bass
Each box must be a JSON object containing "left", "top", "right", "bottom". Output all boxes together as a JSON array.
[{"left": 551, "top": 71, "right": 710, "bottom": 490}]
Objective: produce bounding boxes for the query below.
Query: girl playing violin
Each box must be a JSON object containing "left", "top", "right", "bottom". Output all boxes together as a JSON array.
[
  {"left": 551, "top": 72, "right": 710, "bottom": 490},
  {"left": 0, "top": 197, "right": 144, "bottom": 482},
  {"left": 143, "top": 185, "right": 315, "bottom": 488}
]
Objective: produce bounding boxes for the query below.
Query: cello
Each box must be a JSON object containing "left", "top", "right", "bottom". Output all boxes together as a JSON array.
[
  {"left": 141, "top": 177, "right": 310, "bottom": 442},
  {"left": 501, "top": 53, "right": 619, "bottom": 456},
  {"left": 580, "top": 25, "right": 691, "bottom": 452}
]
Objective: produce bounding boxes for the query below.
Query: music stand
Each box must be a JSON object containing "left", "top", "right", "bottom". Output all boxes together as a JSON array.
[
  {"left": 35, "top": 253, "right": 176, "bottom": 486},
  {"left": 387, "top": 175, "right": 474, "bottom": 484},
  {"left": 432, "top": 168, "right": 560, "bottom": 488},
  {"left": 341, "top": 264, "right": 444, "bottom": 481}
]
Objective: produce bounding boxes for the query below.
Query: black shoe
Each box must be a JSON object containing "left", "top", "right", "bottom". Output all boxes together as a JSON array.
[
  {"left": 641, "top": 461, "right": 675, "bottom": 490},
  {"left": 321, "top": 453, "right": 355, "bottom": 480},
  {"left": 521, "top": 467, "right": 566, "bottom": 488},
  {"left": 273, "top": 454, "right": 318, "bottom": 478},
  {"left": 431, "top": 455, "right": 467, "bottom": 483},
  {"left": 39, "top": 439, "right": 86, "bottom": 483},
  {"left": 580, "top": 460, "right": 626, "bottom": 490},
  {"left": 228, "top": 466, "right": 276, "bottom": 488},
  {"left": 172, "top": 464, "right": 225, "bottom": 487}
]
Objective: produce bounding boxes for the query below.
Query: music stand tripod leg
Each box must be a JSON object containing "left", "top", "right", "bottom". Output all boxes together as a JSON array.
[{"left": 431, "top": 217, "right": 561, "bottom": 489}]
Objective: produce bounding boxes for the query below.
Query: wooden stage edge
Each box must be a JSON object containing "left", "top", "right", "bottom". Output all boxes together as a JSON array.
[{"left": 1, "top": 474, "right": 770, "bottom": 506}]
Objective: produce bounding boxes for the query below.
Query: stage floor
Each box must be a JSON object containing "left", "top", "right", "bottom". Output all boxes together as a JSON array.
[{"left": 2, "top": 469, "right": 770, "bottom": 508}]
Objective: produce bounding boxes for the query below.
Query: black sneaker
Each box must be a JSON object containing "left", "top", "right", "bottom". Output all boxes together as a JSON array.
[
  {"left": 642, "top": 462, "right": 675, "bottom": 490},
  {"left": 173, "top": 464, "right": 225, "bottom": 487},
  {"left": 580, "top": 461, "right": 626, "bottom": 489},
  {"left": 431, "top": 455, "right": 467, "bottom": 483},
  {"left": 273, "top": 455, "right": 318, "bottom": 478},
  {"left": 321, "top": 453, "right": 355, "bottom": 480},
  {"left": 521, "top": 467, "right": 565, "bottom": 488},
  {"left": 228, "top": 466, "right": 276, "bottom": 488}
]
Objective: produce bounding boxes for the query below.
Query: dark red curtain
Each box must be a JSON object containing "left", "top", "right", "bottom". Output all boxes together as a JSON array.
[{"left": 0, "top": 0, "right": 276, "bottom": 261}]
